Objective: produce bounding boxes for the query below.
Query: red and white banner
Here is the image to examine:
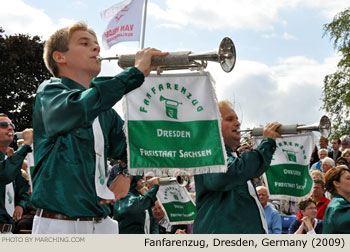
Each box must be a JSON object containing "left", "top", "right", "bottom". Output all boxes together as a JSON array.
[{"left": 101, "top": 0, "right": 144, "bottom": 49}]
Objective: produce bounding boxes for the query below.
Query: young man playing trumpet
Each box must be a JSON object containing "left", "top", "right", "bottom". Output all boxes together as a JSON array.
[
  {"left": 0, "top": 113, "right": 33, "bottom": 233},
  {"left": 193, "top": 100, "right": 282, "bottom": 233},
  {"left": 31, "top": 22, "right": 167, "bottom": 234}
]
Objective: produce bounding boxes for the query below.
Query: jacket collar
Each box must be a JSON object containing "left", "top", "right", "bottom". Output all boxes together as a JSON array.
[{"left": 60, "top": 77, "right": 88, "bottom": 91}]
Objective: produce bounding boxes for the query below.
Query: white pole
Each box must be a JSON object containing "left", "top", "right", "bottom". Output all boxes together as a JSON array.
[{"left": 141, "top": 0, "right": 148, "bottom": 49}]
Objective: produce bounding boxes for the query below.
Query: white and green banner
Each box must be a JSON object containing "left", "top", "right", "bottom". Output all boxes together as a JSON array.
[
  {"left": 124, "top": 72, "right": 227, "bottom": 175},
  {"left": 254, "top": 133, "right": 315, "bottom": 202},
  {"left": 156, "top": 184, "right": 196, "bottom": 225},
  {"left": 26, "top": 145, "right": 34, "bottom": 193}
]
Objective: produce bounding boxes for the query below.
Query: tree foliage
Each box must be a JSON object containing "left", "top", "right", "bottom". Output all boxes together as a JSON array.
[
  {"left": 0, "top": 28, "right": 50, "bottom": 132},
  {"left": 322, "top": 8, "right": 350, "bottom": 137}
]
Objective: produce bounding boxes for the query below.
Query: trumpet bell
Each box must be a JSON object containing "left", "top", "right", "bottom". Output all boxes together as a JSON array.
[
  {"left": 189, "top": 37, "right": 236, "bottom": 73},
  {"left": 220, "top": 37, "right": 236, "bottom": 72},
  {"left": 319, "top": 115, "right": 331, "bottom": 138},
  {"left": 156, "top": 172, "right": 191, "bottom": 187},
  {"left": 297, "top": 115, "right": 331, "bottom": 138},
  {"left": 176, "top": 174, "right": 190, "bottom": 187}
]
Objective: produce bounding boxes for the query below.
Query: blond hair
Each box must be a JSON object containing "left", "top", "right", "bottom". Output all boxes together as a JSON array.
[
  {"left": 341, "top": 148, "right": 350, "bottom": 157},
  {"left": 218, "top": 100, "right": 233, "bottom": 110},
  {"left": 43, "top": 22, "right": 97, "bottom": 77},
  {"left": 311, "top": 170, "right": 324, "bottom": 182},
  {"left": 322, "top": 157, "right": 335, "bottom": 167}
]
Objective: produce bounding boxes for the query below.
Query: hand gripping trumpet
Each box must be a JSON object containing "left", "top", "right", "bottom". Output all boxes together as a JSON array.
[
  {"left": 97, "top": 37, "right": 236, "bottom": 73},
  {"left": 238, "top": 115, "right": 331, "bottom": 138}
]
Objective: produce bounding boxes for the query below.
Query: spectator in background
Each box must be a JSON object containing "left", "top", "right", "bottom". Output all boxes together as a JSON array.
[
  {"left": 288, "top": 198, "right": 323, "bottom": 234},
  {"left": 341, "top": 149, "right": 350, "bottom": 164},
  {"left": 152, "top": 200, "right": 172, "bottom": 234},
  {"left": 319, "top": 136, "right": 330, "bottom": 151},
  {"left": 311, "top": 170, "right": 324, "bottom": 182},
  {"left": 323, "top": 167, "right": 350, "bottom": 233},
  {"left": 6, "top": 147, "right": 14, "bottom": 157},
  {"left": 310, "top": 149, "right": 328, "bottom": 172},
  {"left": 321, "top": 157, "right": 335, "bottom": 174},
  {"left": 296, "top": 179, "right": 330, "bottom": 220},
  {"left": 329, "top": 137, "right": 342, "bottom": 161},
  {"left": 256, "top": 186, "right": 282, "bottom": 234},
  {"left": 335, "top": 157, "right": 348, "bottom": 168},
  {"left": 151, "top": 200, "right": 189, "bottom": 234},
  {"left": 340, "top": 135, "right": 350, "bottom": 151},
  {"left": 310, "top": 146, "right": 320, "bottom": 167}
]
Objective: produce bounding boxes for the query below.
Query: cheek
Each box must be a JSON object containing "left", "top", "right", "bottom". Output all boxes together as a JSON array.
[{"left": 221, "top": 123, "right": 231, "bottom": 134}]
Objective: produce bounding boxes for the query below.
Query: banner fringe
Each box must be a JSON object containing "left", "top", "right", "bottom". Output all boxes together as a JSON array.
[{"left": 128, "top": 165, "right": 227, "bottom": 176}]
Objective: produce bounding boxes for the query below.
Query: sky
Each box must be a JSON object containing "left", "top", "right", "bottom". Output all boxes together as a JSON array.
[{"left": 1, "top": 0, "right": 349, "bottom": 131}]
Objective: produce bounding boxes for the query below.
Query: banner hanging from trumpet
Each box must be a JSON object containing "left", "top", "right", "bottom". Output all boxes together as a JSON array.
[
  {"left": 253, "top": 133, "right": 315, "bottom": 202},
  {"left": 156, "top": 184, "right": 196, "bottom": 225},
  {"left": 124, "top": 72, "right": 227, "bottom": 175}
]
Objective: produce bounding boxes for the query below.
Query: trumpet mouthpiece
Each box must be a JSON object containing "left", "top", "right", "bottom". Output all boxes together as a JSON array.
[{"left": 8, "top": 132, "right": 23, "bottom": 138}]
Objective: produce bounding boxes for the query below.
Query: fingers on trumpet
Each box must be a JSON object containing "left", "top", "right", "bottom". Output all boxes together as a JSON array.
[
  {"left": 134, "top": 48, "right": 168, "bottom": 76},
  {"left": 263, "top": 123, "right": 283, "bottom": 140},
  {"left": 146, "top": 176, "right": 160, "bottom": 186}
]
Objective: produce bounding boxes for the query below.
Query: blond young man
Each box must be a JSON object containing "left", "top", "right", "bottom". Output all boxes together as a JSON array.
[{"left": 31, "top": 22, "right": 167, "bottom": 234}]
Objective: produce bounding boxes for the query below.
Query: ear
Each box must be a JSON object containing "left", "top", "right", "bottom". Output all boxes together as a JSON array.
[
  {"left": 333, "top": 180, "right": 339, "bottom": 188},
  {"left": 52, "top": 51, "right": 66, "bottom": 64}
]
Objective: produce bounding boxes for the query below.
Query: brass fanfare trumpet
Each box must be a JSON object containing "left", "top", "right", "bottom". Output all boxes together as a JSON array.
[
  {"left": 238, "top": 115, "right": 331, "bottom": 138},
  {"left": 7, "top": 132, "right": 23, "bottom": 139},
  {"left": 146, "top": 172, "right": 191, "bottom": 187},
  {"left": 97, "top": 37, "right": 236, "bottom": 73}
]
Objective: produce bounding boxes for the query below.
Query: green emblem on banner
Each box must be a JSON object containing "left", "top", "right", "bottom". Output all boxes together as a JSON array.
[
  {"left": 282, "top": 149, "right": 298, "bottom": 162},
  {"left": 160, "top": 95, "right": 183, "bottom": 119},
  {"left": 159, "top": 185, "right": 196, "bottom": 224}
]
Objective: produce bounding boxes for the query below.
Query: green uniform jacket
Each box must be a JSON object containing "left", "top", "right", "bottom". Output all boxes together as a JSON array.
[
  {"left": 0, "top": 171, "right": 30, "bottom": 224},
  {"left": 114, "top": 177, "right": 159, "bottom": 234},
  {"left": 323, "top": 194, "right": 350, "bottom": 234},
  {"left": 0, "top": 145, "right": 32, "bottom": 185},
  {"left": 0, "top": 145, "right": 31, "bottom": 224},
  {"left": 193, "top": 138, "right": 276, "bottom": 234},
  {"left": 31, "top": 67, "right": 144, "bottom": 218}
]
